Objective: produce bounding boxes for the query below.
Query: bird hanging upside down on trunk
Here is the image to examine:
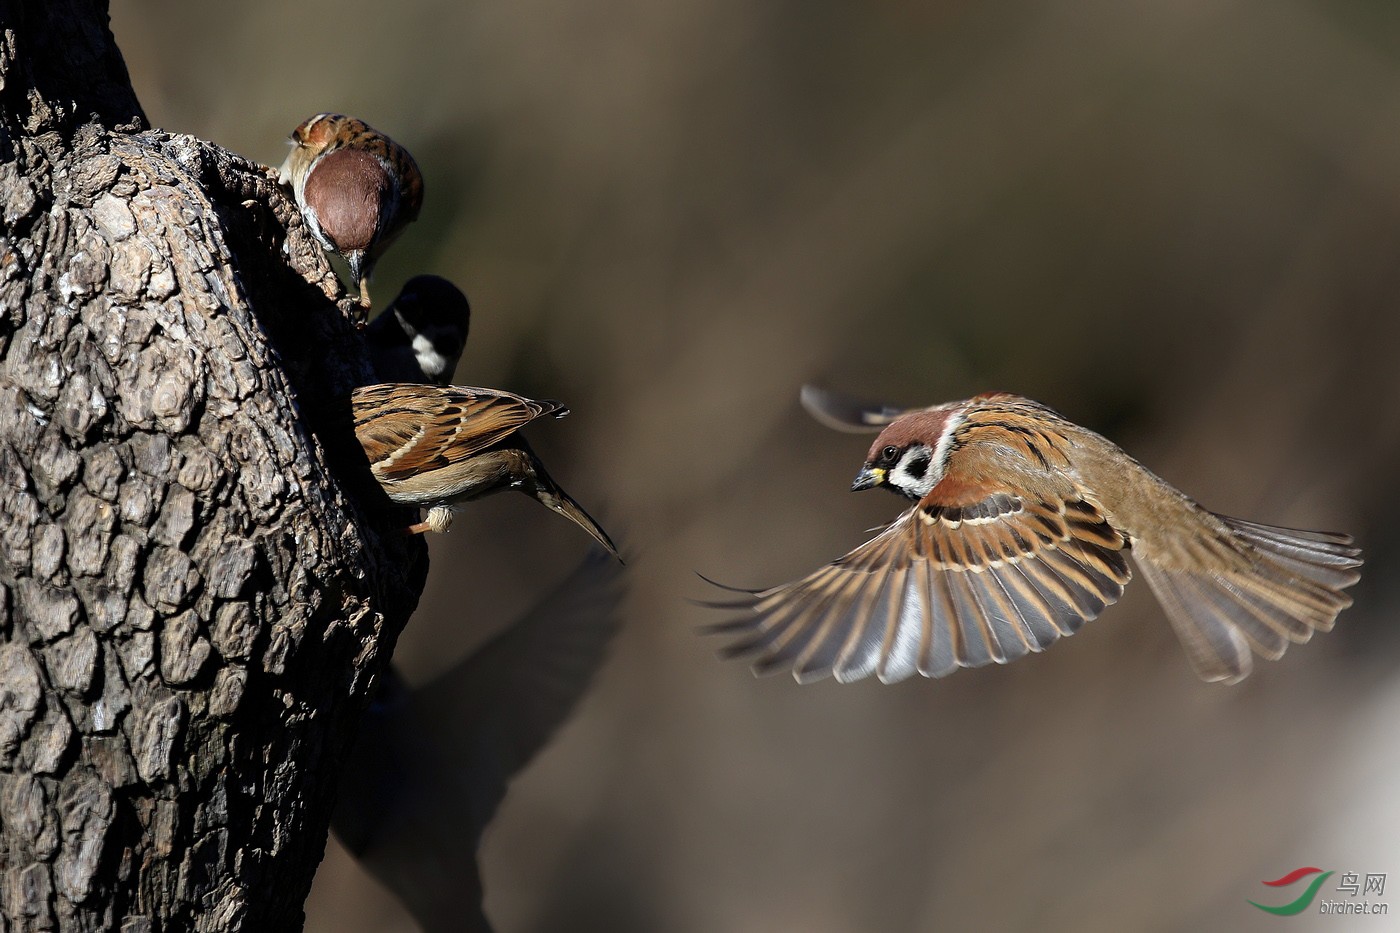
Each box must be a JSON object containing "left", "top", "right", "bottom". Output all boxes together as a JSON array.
[{"left": 351, "top": 382, "right": 618, "bottom": 560}]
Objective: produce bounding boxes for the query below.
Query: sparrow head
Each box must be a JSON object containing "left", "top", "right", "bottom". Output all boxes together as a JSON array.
[
  {"left": 280, "top": 113, "right": 347, "bottom": 186},
  {"left": 290, "top": 112, "right": 349, "bottom": 151},
  {"left": 394, "top": 276, "right": 470, "bottom": 372},
  {"left": 852, "top": 409, "right": 962, "bottom": 500}
]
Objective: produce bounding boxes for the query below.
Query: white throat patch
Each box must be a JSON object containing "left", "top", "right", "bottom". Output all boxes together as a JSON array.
[
  {"left": 411, "top": 333, "right": 450, "bottom": 380},
  {"left": 889, "top": 443, "right": 938, "bottom": 499}
]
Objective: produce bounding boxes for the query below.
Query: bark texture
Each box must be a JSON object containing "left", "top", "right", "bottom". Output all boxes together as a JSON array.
[{"left": 0, "top": 2, "right": 428, "bottom": 929}]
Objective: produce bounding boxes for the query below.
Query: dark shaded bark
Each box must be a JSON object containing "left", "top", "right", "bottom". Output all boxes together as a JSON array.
[{"left": 0, "top": 2, "right": 427, "bottom": 929}]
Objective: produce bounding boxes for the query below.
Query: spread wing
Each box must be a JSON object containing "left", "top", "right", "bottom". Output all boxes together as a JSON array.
[
  {"left": 708, "top": 486, "right": 1132, "bottom": 684},
  {"left": 352, "top": 383, "right": 565, "bottom": 484},
  {"left": 799, "top": 385, "right": 914, "bottom": 433}
]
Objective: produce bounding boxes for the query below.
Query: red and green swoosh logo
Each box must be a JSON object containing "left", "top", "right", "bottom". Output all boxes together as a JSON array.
[{"left": 1249, "top": 867, "right": 1334, "bottom": 916}]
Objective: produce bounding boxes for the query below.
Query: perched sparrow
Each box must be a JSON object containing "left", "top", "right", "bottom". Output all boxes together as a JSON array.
[
  {"left": 352, "top": 382, "right": 618, "bottom": 557},
  {"left": 365, "top": 275, "right": 471, "bottom": 385},
  {"left": 708, "top": 388, "right": 1362, "bottom": 685},
  {"left": 333, "top": 549, "right": 623, "bottom": 933},
  {"left": 279, "top": 113, "right": 423, "bottom": 309}
]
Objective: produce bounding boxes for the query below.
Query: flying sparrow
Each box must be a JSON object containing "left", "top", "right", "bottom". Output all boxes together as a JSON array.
[
  {"left": 707, "top": 387, "right": 1362, "bottom": 685},
  {"left": 279, "top": 113, "right": 423, "bottom": 309},
  {"left": 352, "top": 382, "right": 618, "bottom": 558},
  {"left": 365, "top": 275, "right": 471, "bottom": 385}
]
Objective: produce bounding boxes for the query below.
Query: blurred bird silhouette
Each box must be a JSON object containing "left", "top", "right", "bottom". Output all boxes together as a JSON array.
[
  {"left": 332, "top": 548, "right": 625, "bottom": 932},
  {"left": 366, "top": 275, "right": 471, "bottom": 386}
]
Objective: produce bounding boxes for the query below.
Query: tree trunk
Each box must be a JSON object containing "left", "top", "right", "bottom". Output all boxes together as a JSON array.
[{"left": 0, "top": 2, "right": 428, "bottom": 929}]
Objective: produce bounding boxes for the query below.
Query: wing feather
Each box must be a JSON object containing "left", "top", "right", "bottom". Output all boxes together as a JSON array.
[
  {"left": 966, "top": 569, "right": 1030, "bottom": 664},
  {"left": 710, "top": 477, "right": 1132, "bottom": 683},
  {"left": 916, "top": 564, "right": 958, "bottom": 678},
  {"left": 829, "top": 570, "right": 898, "bottom": 682},
  {"left": 994, "top": 561, "right": 1063, "bottom": 648},
  {"left": 946, "top": 570, "right": 997, "bottom": 667},
  {"left": 799, "top": 385, "right": 916, "bottom": 433},
  {"left": 353, "top": 383, "right": 564, "bottom": 483},
  {"left": 874, "top": 566, "right": 926, "bottom": 683}
]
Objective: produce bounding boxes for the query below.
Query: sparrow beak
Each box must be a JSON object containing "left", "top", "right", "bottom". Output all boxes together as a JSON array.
[{"left": 851, "top": 465, "right": 885, "bottom": 492}]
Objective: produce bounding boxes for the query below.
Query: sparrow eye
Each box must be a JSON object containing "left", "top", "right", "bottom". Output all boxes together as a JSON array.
[{"left": 881, "top": 445, "right": 898, "bottom": 462}]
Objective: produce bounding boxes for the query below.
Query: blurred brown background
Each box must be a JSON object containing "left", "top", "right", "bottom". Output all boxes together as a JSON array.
[{"left": 111, "top": 0, "right": 1399, "bottom": 929}]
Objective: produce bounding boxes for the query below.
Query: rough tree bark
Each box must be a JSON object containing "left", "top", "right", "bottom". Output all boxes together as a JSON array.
[{"left": 0, "top": 2, "right": 428, "bottom": 929}]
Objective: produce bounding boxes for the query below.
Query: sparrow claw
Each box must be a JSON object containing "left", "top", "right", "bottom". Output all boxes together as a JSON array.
[{"left": 351, "top": 282, "right": 373, "bottom": 326}]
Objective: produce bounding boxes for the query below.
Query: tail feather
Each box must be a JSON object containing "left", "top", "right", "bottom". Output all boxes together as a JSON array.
[
  {"left": 524, "top": 451, "right": 621, "bottom": 562},
  {"left": 1135, "top": 560, "right": 1253, "bottom": 682},
  {"left": 1219, "top": 516, "right": 1362, "bottom": 591},
  {"left": 1136, "top": 514, "right": 1362, "bottom": 684}
]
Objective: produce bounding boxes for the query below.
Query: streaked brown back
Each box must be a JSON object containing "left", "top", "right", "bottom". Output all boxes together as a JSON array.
[{"left": 352, "top": 384, "right": 564, "bottom": 483}]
